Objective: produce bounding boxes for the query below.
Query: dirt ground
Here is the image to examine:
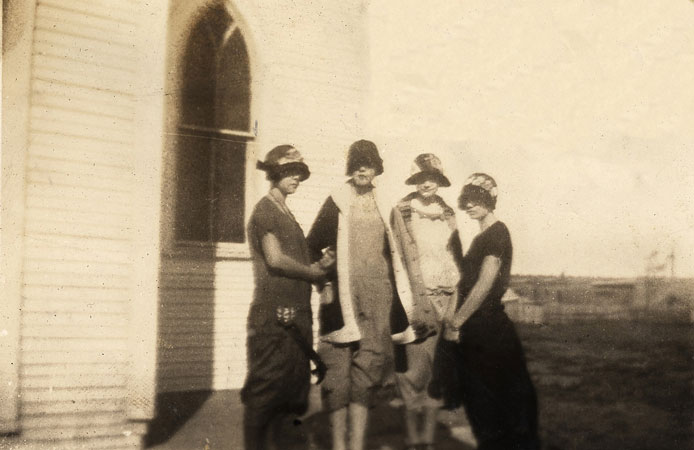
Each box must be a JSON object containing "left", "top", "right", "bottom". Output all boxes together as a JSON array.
[{"left": 518, "top": 318, "right": 693, "bottom": 450}]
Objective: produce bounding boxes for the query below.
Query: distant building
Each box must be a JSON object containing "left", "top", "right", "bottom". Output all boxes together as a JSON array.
[
  {"left": 634, "top": 277, "right": 694, "bottom": 319},
  {"left": 591, "top": 280, "right": 636, "bottom": 304},
  {"left": 508, "top": 276, "right": 694, "bottom": 323},
  {"left": 510, "top": 275, "right": 579, "bottom": 304},
  {"left": 503, "top": 289, "right": 545, "bottom": 324}
]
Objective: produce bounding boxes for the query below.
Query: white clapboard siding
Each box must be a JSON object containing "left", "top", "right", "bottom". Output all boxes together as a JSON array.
[
  {"left": 30, "top": 108, "right": 134, "bottom": 144},
  {"left": 26, "top": 184, "right": 133, "bottom": 210},
  {"left": 39, "top": 0, "right": 140, "bottom": 24},
  {"left": 21, "top": 363, "right": 126, "bottom": 379},
  {"left": 33, "top": 19, "right": 137, "bottom": 53},
  {"left": 32, "top": 84, "right": 135, "bottom": 121},
  {"left": 14, "top": 436, "right": 144, "bottom": 450},
  {"left": 27, "top": 133, "right": 135, "bottom": 169},
  {"left": 21, "top": 423, "right": 145, "bottom": 446},
  {"left": 15, "top": 436, "right": 143, "bottom": 450},
  {"left": 26, "top": 156, "right": 134, "bottom": 184},
  {"left": 156, "top": 1, "right": 367, "bottom": 397},
  {"left": 22, "top": 348, "right": 128, "bottom": 365},
  {"left": 21, "top": 337, "right": 128, "bottom": 354},
  {"left": 18, "top": 0, "right": 139, "bottom": 448},
  {"left": 21, "top": 373, "right": 128, "bottom": 391},
  {"left": 157, "top": 258, "right": 254, "bottom": 392},
  {"left": 21, "top": 398, "right": 127, "bottom": 416},
  {"left": 34, "top": 3, "right": 137, "bottom": 41}
]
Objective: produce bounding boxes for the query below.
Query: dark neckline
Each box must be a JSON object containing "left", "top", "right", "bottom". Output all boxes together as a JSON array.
[
  {"left": 265, "top": 193, "right": 298, "bottom": 224},
  {"left": 480, "top": 220, "right": 503, "bottom": 235}
]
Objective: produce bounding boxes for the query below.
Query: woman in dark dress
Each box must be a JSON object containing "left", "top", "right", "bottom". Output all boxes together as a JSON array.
[
  {"left": 431, "top": 173, "right": 540, "bottom": 450},
  {"left": 242, "top": 145, "right": 330, "bottom": 450}
]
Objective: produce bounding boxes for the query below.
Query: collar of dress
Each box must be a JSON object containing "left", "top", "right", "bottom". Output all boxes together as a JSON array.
[{"left": 267, "top": 188, "right": 296, "bottom": 220}]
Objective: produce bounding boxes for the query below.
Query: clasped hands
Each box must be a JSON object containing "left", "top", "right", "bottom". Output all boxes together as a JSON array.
[
  {"left": 442, "top": 312, "right": 464, "bottom": 342},
  {"left": 318, "top": 247, "right": 336, "bottom": 270},
  {"left": 309, "top": 247, "right": 336, "bottom": 283}
]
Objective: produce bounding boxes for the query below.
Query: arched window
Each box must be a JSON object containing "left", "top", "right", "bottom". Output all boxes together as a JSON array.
[{"left": 174, "top": 1, "right": 252, "bottom": 244}]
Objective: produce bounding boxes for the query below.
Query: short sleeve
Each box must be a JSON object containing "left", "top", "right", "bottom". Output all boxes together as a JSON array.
[
  {"left": 483, "top": 223, "right": 511, "bottom": 259},
  {"left": 250, "top": 199, "right": 280, "bottom": 240}
]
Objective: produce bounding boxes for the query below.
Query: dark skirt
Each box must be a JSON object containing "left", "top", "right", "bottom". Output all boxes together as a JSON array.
[
  {"left": 241, "top": 316, "right": 312, "bottom": 417},
  {"left": 430, "top": 310, "right": 540, "bottom": 450}
]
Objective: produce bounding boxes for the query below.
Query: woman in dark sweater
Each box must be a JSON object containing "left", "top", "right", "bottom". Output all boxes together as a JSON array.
[
  {"left": 431, "top": 173, "right": 540, "bottom": 450},
  {"left": 307, "top": 140, "right": 415, "bottom": 450}
]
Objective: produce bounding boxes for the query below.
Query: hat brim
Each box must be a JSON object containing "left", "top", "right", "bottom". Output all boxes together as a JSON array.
[
  {"left": 345, "top": 156, "right": 384, "bottom": 176},
  {"left": 405, "top": 171, "right": 451, "bottom": 187},
  {"left": 257, "top": 161, "right": 310, "bottom": 182},
  {"left": 458, "top": 184, "right": 495, "bottom": 210}
]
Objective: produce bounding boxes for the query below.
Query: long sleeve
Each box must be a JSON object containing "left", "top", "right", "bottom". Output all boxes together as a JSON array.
[
  {"left": 449, "top": 229, "right": 464, "bottom": 275},
  {"left": 306, "top": 196, "right": 339, "bottom": 263}
]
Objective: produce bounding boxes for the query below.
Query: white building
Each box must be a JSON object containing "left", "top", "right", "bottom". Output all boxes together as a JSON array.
[{"left": 2, "top": 1, "right": 368, "bottom": 447}]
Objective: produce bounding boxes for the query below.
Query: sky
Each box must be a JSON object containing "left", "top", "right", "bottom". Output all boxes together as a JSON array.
[{"left": 365, "top": 0, "right": 694, "bottom": 278}]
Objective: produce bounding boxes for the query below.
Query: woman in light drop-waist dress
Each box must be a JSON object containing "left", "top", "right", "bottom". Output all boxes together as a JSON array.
[
  {"left": 390, "top": 153, "right": 463, "bottom": 450},
  {"left": 307, "top": 140, "right": 417, "bottom": 450}
]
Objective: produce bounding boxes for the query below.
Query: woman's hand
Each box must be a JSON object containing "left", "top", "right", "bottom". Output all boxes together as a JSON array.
[
  {"left": 410, "top": 320, "right": 436, "bottom": 341},
  {"left": 308, "top": 262, "right": 327, "bottom": 282},
  {"left": 318, "top": 247, "right": 336, "bottom": 270},
  {"left": 442, "top": 321, "right": 460, "bottom": 342},
  {"left": 446, "top": 255, "right": 500, "bottom": 333}
]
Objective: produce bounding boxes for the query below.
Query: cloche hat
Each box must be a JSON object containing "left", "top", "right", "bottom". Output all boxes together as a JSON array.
[
  {"left": 405, "top": 153, "right": 451, "bottom": 187},
  {"left": 345, "top": 140, "right": 384, "bottom": 176},
  {"left": 256, "top": 145, "right": 310, "bottom": 182}
]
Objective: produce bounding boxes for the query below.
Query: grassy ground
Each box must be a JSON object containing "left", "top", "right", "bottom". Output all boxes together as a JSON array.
[
  {"left": 144, "top": 318, "right": 692, "bottom": 449},
  {"left": 281, "top": 318, "right": 694, "bottom": 449},
  {"left": 518, "top": 319, "right": 693, "bottom": 450}
]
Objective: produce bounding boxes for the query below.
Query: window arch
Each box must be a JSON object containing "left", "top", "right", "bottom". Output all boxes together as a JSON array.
[{"left": 174, "top": 1, "right": 252, "bottom": 244}]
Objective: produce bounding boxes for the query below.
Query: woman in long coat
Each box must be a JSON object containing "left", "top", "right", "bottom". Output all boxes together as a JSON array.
[
  {"left": 431, "top": 173, "right": 540, "bottom": 450},
  {"left": 390, "top": 153, "right": 462, "bottom": 450},
  {"left": 307, "top": 140, "right": 416, "bottom": 450},
  {"left": 242, "top": 145, "right": 328, "bottom": 450}
]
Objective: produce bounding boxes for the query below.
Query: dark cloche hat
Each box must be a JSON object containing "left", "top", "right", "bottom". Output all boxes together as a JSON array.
[
  {"left": 405, "top": 153, "right": 451, "bottom": 187},
  {"left": 345, "top": 139, "right": 384, "bottom": 176},
  {"left": 256, "top": 145, "right": 310, "bottom": 182}
]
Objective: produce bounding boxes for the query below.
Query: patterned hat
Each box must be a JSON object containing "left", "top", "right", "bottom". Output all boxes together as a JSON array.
[
  {"left": 458, "top": 173, "right": 498, "bottom": 210},
  {"left": 345, "top": 140, "right": 384, "bottom": 176},
  {"left": 257, "top": 145, "right": 310, "bottom": 181},
  {"left": 405, "top": 153, "right": 451, "bottom": 187}
]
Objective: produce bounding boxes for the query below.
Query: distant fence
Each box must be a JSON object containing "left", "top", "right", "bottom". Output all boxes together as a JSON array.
[
  {"left": 507, "top": 276, "right": 694, "bottom": 324},
  {"left": 542, "top": 303, "right": 632, "bottom": 323},
  {"left": 505, "top": 300, "right": 693, "bottom": 324}
]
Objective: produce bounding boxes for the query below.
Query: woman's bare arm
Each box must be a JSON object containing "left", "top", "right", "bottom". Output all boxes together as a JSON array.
[
  {"left": 262, "top": 233, "right": 325, "bottom": 282},
  {"left": 450, "top": 255, "right": 501, "bottom": 328}
]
